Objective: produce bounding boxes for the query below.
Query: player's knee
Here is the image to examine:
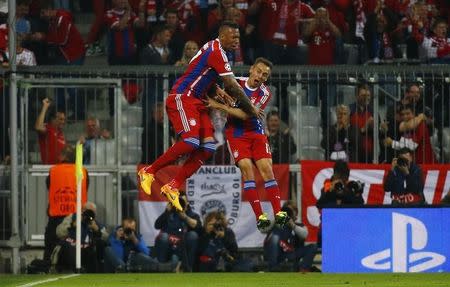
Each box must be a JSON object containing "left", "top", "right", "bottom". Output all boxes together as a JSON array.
[
  {"left": 183, "top": 137, "right": 201, "bottom": 150},
  {"left": 201, "top": 141, "right": 216, "bottom": 155}
]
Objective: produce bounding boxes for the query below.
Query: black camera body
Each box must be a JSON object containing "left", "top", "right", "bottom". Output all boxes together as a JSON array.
[
  {"left": 347, "top": 180, "right": 365, "bottom": 196},
  {"left": 123, "top": 227, "right": 134, "bottom": 236},
  {"left": 82, "top": 209, "right": 95, "bottom": 224},
  {"left": 333, "top": 181, "right": 346, "bottom": 199},
  {"left": 396, "top": 157, "right": 408, "bottom": 167},
  {"left": 214, "top": 222, "right": 224, "bottom": 232}
]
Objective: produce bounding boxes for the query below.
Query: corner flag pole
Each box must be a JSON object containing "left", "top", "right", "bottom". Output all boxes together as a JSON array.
[{"left": 75, "top": 143, "right": 84, "bottom": 272}]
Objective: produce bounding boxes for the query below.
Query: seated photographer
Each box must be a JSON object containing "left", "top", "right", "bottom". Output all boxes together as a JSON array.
[
  {"left": 264, "top": 201, "right": 318, "bottom": 272},
  {"left": 316, "top": 160, "right": 365, "bottom": 209},
  {"left": 197, "top": 211, "right": 253, "bottom": 272},
  {"left": 384, "top": 148, "right": 425, "bottom": 206},
  {"left": 104, "top": 217, "right": 163, "bottom": 273},
  {"left": 55, "top": 202, "right": 108, "bottom": 273},
  {"left": 154, "top": 195, "right": 202, "bottom": 272}
]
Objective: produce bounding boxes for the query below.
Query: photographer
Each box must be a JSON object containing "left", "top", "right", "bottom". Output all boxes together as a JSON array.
[
  {"left": 316, "top": 160, "right": 365, "bottom": 209},
  {"left": 264, "top": 201, "right": 318, "bottom": 272},
  {"left": 55, "top": 202, "right": 108, "bottom": 272},
  {"left": 384, "top": 148, "right": 425, "bottom": 205},
  {"left": 154, "top": 195, "right": 202, "bottom": 272},
  {"left": 197, "top": 211, "right": 252, "bottom": 272},
  {"left": 104, "top": 217, "right": 163, "bottom": 273}
]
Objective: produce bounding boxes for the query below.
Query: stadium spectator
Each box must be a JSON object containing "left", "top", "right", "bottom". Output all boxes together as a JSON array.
[
  {"left": 55, "top": 202, "right": 108, "bottom": 272},
  {"left": 315, "top": 160, "right": 365, "bottom": 246},
  {"left": 174, "top": 40, "right": 199, "bottom": 66},
  {"left": 104, "top": 0, "right": 145, "bottom": 65},
  {"left": 321, "top": 105, "right": 357, "bottom": 162},
  {"left": 139, "top": 24, "right": 173, "bottom": 65},
  {"left": 3, "top": 33, "right": 37, "bottom": 67},
  {"left": 165, "top": 9, "right": 185, "bottom": 65},
  {"left": 33, "top": 4, "right": 86, "bottom": 120},
  {"left": 266, "top": 111, "right": 297, "bottom": 164},
  {"left": 104, "top": 217, "right": 165, "bottom": 272},
  {"left": 154, "top": 195, "right": 202, "bottom": 272},
  {"left": 43, "top": 145, "right": 88, "bottom": 263},
  {"left": 208, "top": 0, "right": 236, "bottom": 39},
  {"left": 248, "top": 0, "right": 314, "bottom": 64},
  {"left": 364, "top": 7, "right": 402, "bottom": 63},
  {"left": 264, "top": 201, "right": 318, "bottom": 272},
  {"left": 138, "top": 21, "right": 258, "bottom": 211},
  {"left": 197, "top": 211, "right": 253, "bottom": 272},
  {"left": 349, "top": 83, "right": 374, "bottom": 163},
  {"left": 304, "top": 7, "right": 341, "bottom": 65},
  {"left": 384, "top": 147, "right": 425, "bottom": 205},
  {"left": 85, "top": 0, "right": 107, "bottom": 56},
  {"left": 79, "top": 116, "right": 111, "bottom": 164},
  {"left": 35, "top": 98, "right": 66, "bottom": 164},
  {"left": 420, "top": 18, "right": 450, "bottom": 64},
  {"left": 384, "top": 104, "right": 436, "bottom": 164}
]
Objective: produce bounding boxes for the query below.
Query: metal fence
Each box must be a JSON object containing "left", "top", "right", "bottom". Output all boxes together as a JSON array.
[{"left": 1, "top": 65, "right": 450, "bottom": 269}]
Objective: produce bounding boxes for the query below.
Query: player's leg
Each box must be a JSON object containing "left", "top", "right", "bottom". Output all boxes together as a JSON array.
[
  {"left": 167, "top": 109, "right": 216, "bottom": 190},
  {"left": 161, "top": 106, "right": 211, "bottom": 210},
  {"left": 254, "top": 136, "right": 288, "bottom": 226},
  {"left": 139, "top": 94, "right": 200, "bottom": 196}
]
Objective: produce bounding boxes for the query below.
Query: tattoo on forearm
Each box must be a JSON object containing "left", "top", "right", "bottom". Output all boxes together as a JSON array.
[{"left": 227, "top": 84, "right": 254, "bottom": 115}]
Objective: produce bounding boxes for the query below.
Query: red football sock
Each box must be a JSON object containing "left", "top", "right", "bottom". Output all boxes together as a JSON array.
[
  {"left": 145, "top": 141, "right": 197, "bottom": 174},
  {"left": 170, "top": 149, "right": 213, "bottom": 189},
  {"left": 244, "top": 180, "right": 262, "bottom": 219},
  {"left": 265, "top": 180, "right": 281, "bottom": 214}
]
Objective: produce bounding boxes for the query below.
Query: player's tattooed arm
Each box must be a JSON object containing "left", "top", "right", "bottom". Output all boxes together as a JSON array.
[{"left": 222, "top": 75, "right": 258, "bottom": 116}]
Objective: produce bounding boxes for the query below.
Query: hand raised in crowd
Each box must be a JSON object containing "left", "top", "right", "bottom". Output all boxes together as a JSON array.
[
  {"left": 380, "top": 120, "right": 389, "bottom": 134},
  {"left": 42, "top": 97, "right": 51, "bottom": 109},
  {"left": 89, "top": 220, "right": 99, "bottom": 232},
  {"left": 100, "top": 129, "right": 111, "bottom": 139}
]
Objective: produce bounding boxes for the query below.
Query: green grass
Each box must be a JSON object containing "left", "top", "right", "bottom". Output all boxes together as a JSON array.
[{"left": 2, "top": 273, "right": 450, "bottom": 287}]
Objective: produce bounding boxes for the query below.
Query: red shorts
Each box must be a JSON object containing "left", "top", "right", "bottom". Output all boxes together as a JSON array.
[
  {"left": 166, "top": 94, "right": 214, "bottom": 140},
  {"left": 227, "top": 134, "right": 272, "bottom": 163}
]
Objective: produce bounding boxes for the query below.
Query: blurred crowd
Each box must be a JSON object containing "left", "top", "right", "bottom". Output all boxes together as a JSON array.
[{"left": 1, "top": 0, "right": 450, "bottom": 67}]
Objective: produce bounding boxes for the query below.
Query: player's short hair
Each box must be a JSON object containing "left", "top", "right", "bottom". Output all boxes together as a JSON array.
[
  {"left": 333, "top": 160, "right": 350, "bottom": 180},
  {"left": 254, "top": 57, "right": 273, "bottom": 70},
  {"left": 165, "top": 8, "right": 178, "bottom": 17},
  {"left": 60, "top": 144, "right": 75, "bottom": 163},
  {"left": 398, "top": 147, "right": 412, "bottom": 156},
  {"left": 356, "top": 82, "right": 370, "bottom": 95},
  {"left": 406, "top": 82, "right": 421, "bottom": 93},
  {"left": 266, "top": 110, "right": 280, "bottom": 121},
  {"left": 219, "top": 21, "right": 239, "bottom": 33},
  {"left": 47, "top": 106, "right": 65, "bottom": 121}
]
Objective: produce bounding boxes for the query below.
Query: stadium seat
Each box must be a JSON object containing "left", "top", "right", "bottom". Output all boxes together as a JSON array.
[
  {"left": 121, "top": 106, "right": 143, "bottom": 127},
  {"left": 301, "top": 146, "right": 325, "bottom": 160},
  {"left": 299, "top": 127, "right": 322, "bottom": 147},
  {"left": 442, "top": 128, "right": 450, "bottom": 162},
  {"left": 122, "top": 146, "right": 142, "bottom": 164},
  {"left": 121, "top": 127, "right": 143, "bottom": 147},
  {"left": 90, "top": 139, "right": 116, "bottom": 165},
  {"left": 299, "top": 106, "right": 321, "bottom": 127}
]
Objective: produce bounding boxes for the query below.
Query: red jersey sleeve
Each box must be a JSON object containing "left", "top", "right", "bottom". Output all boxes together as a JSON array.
[{"left": 207, "top": 47, "right": 234, "bottom": 76}]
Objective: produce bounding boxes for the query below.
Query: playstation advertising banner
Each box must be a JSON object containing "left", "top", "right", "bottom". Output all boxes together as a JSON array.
[
  {"left": 301, "top": 161, "right": 450, "bottom": 242},
  {"left": 138, "top": 165, "right": 289, "bottom": 248},
  {"left": 322, "top": 208, "right": 450, "bottom": 273}
]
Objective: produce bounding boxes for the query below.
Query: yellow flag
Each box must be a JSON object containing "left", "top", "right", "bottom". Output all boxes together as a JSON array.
[{"left": 75, "top": 143, "right": 83, "bottom": 182}]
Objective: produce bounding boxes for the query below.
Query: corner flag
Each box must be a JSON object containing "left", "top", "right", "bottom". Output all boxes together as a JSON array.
[{"left": 75, "top": 143, "right": 83, "bottom": 271}]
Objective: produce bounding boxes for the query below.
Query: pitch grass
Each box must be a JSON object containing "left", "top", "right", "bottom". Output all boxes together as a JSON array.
[{"left": 2, "top": 273, "right": 450, "bottom": 287}]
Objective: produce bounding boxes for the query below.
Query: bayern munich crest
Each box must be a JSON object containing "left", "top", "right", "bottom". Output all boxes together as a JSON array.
[{"left": 186, "top": 165, "right": 242, "bottom": 227}]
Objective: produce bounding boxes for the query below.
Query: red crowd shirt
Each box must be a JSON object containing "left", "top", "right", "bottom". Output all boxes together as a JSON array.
[
  {"left": 38, "top": 123, "right": 66, "bottom": 164},
  {"left": 258, "top": 0, "right": 314, "bottom": 47},
  {"left": 402, "top": 121, "right": 436, "bottom": 164},
  {"left": 308, "top": 29, "right": 336, "bottom": 65},
  {"left": 46, "top": 10, "right": 85, "bottom": 63},
  {"left": 164, "top": 0, "right": 204, "bottom": 44}
]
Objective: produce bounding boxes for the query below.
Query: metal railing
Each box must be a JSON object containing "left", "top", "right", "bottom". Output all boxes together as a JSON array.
[{"left": 0, "top": 65, "right": 449, "bottom": 271}]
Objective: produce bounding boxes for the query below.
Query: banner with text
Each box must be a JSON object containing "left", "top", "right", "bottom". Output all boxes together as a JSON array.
[
  {"left": 301, "top": 160, "right": 450, "bottom": 242},
  {"left": 138, "top": 164, "right": 289, "bottom": 248}
]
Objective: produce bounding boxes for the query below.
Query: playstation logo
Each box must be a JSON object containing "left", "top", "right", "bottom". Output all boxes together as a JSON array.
[{"left": 361, "top": 212, "right": 446, "bottom": 272}]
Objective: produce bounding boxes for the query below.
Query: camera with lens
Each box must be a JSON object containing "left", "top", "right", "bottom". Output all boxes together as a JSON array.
[
  {"left": 347, "top": 180, "right": 365, "bottom": 196},
  {"left": 213, "top": 222, "right": 224, "bottom": 232},
  {"left": 82, "top": 209, "right": 95, "bottom": 224},
  {"left": 396, "top": 157, "right": 408, "bottom": 167},
  {"left": 123, "top": 227, "right": 134, "bottom": 237},
  {"left": 333, "top": 181, "right": 346, "bottom": 199}
]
